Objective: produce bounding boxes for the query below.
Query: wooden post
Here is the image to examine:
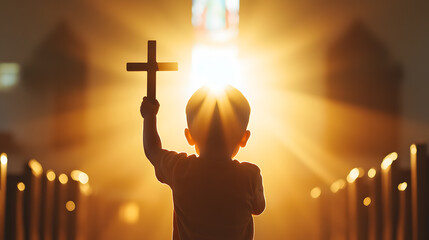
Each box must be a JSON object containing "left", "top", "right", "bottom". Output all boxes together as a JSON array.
[
  {"left": 54, "top": 173, "right": 69, "bottom": 240},
  {"left": 320, "top": 189, "right": 330, "bottom": 240},
  {"left": 356, "top": 175, "right": 369, "bottom": 240},
  {"left": 410, "top": 144, "right": 428, "bottom": 240},
  {"left": 366, "top": 168, "right": 382, "bottom": 240},
  {"left": 41, "top": 170, "right": 56, "bottom": 240},
  {"left": 0, "top": 153, "right": 7, "bottom": 240},
  {"left": 70, "top": 170, "right": 91, "bottom": 240},
  {"left": 347, "top": 168, "right": 368, "bottom": 240},
  {"left": 5, "top": 175, "right": 18, "bottom": 240},
  {"left": 76, "top": 184, "right": 91, "bottom": 240},
  {"left": 329, "top": 179, "right": 347, "bottom": 240},
  {"left": 346, "top": 168, "right": 363, "bottom": 240},
  {"left": 311, "top": 187, "right": 330, "bottom": 240},
  {"left": 397, "top": 181, "right": 412, "bottom": 240},
  {"left": 66, "top": 171, "right": 81, "bottom": 240},
  {"left": 381, "top": 152, "right": 399, "bottom": 240},
  {"left": 16, "top": 182, "right": 26, "bottom": 240},
  {"left": 24, "top": 159, "right": 43, "bottom": 240}
]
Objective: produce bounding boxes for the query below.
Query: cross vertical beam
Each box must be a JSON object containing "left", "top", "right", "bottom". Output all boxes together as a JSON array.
[{"left": 147, "top": 41, "right": 157, "bottom": 101}]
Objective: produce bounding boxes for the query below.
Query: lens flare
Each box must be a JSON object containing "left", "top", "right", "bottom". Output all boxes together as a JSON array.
[
  {"left": 310, "top": 187, "right": 321, "bottom": 199},
  {"left": 17, "top": 182, "right": 25, "bottom": 191},
  {"left": 410, "top": 144, "right": 417, "bottom": 155},
  {"left": 381, "top": 152, "right": 398, "bottom": 170},
  {"left": 28, "top": 159, "right": 43, "bottom": 176},
  {"left": 59, "top": 174, "right": 68, "bottom": 184},
  {"left": 71, "top": 170, "right": 89, "bottom": 184},
  {"left": 66, "top": 201, "right": 76, "bottom": 212},
  {"left": 0, "top": 153, "right": 7, "bottom": 165},
  {"left": 398, "top": 182, "right": 407, "bottom": 191},
  {"left": 368, "top": 168, "right": 376, "bottom": 178},
  {"left": 347, "top": 168, "right": 360, "bottom": 183},
  {"left": 190, "top": 44, "right": 242, "bottom": 94},
  {"left": 330, "top": 179, "right": 346, "bottom": 193},
  {"left": 46, "top": 170, "right": 56, "bottom": 181},
  {"left": 79, "top": 183, "right": 93, "bottom": 196},
  {"left": 363, "top": 197, "right": 371, "bottom": 206},
  {"left": 119, "top": 202, "right": 140, "bottom": 224}
]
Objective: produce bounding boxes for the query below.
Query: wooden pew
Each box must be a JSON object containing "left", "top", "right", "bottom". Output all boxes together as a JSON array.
[
  {"left": 310, "top": 143, "right": 429, "bottom": 240},
  {"left": 1, "top": 155, "right": 92, "bottom": 240}
]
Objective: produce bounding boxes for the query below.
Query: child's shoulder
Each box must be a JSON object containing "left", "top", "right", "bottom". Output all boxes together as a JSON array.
[
  {"left": 162, "top": 150, "right": 196, "bottom": 160},
  {"left": 232, "top": 160, "right": 261, "bottom": 174}
]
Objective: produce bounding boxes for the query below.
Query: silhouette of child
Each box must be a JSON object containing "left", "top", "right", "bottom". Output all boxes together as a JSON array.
[{"left": 140, "top": 85, "right": 265, "bottom": 240}]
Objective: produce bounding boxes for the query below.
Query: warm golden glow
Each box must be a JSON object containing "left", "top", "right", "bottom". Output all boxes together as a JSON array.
[
  {"left": 363, "top": 197, "right": 371, "bottom": 206},
  {"left": 330, "top": 179, "right": 346, "bottom": 193},
  {"left": 28, "top": 159, "right": 43, "bottom": 176},
  {"left": 59, "top": 174, "right": 68, "bottom": 184},
  {"left": 71, "top": 170, "right": 89, "bottom": 184},
  {"left": 410, "top": 144, "right": 417, "bottom": 155},
  {"left": 17, "top": 182, "right": 25, "bottom": 191},
  {"left": 66, "top": 201, "right": 76, "bottom": 212},
  {"left": 190, "top": 44, "right": 244, "bottom": 95},
  {"left": 358, "top": 167, "right": 365, "bottom": 177},
  {"left": 0, "top": 153, "right": 7, "bottom": 165},
  {"left": 310, "top": 187, "right": 321, "bottom": 199},
  {"left": 398, "top": 182, "right": 408, "bottom": 191},
  {"left": 347, "top": 168, "right": 360, "bottom": 183},
  {"left": 381, "top": 152, "right": 398, "bottom": 170},
  {"left": 330, "top": 182, "right": 339, "bottom": 193},
  {"left": 46, "top": 170, "right": 56, "bottom": 181},
  {"left": 338, "top": 179, "right": 346, "bottom": 190},
  {"left": 119, "top": 202, "right": 140, "bottom": 224},
  {"left": 71, "top": 170, "right": 79, "bottom": 181},
  {"left": 79, "top": 183, "right": 93, "bottom": 196},
  {"left": 368, "top": 168, "right": 377, "bottom": 178}
]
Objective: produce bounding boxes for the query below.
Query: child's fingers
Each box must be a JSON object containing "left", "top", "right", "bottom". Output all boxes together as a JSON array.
[{"left": 142, "top": 97, "right": 159, "bottom": 106}]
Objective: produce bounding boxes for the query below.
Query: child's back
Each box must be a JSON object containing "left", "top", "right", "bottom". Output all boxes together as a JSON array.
[{"left": 141, "top": 86, "right": 265, "bottom": 240}]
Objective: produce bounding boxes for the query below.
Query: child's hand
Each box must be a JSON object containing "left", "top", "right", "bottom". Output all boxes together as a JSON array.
[{"left": 140, "top": 97, "right": 160, "bottom": 118}]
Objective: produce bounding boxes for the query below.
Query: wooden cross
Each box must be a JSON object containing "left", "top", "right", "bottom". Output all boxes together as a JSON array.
[{"left": 127, "top": 40, "right": 178, "bottom": 101}]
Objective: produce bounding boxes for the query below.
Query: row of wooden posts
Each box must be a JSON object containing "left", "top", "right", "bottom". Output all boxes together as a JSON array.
[
  {"left": 0, "top": 153, "right": 92, "bottom": 240},
  {"left": 311, "top": 144, "right": 429, "bottom": 240}
]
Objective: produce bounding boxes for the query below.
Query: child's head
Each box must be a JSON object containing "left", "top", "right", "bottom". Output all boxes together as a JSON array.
[{"left": 185, "top": 86, "right": 251, "bottom": 159}]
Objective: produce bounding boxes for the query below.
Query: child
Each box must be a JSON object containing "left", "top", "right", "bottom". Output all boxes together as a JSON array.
[{"left": 140, "top": 85, "right": 265, "bottom": 240}]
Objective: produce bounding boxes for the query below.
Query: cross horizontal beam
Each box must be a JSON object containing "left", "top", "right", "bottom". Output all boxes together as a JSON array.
[{"left": 127, "top": 62, "right": 178, "bottom": 71}]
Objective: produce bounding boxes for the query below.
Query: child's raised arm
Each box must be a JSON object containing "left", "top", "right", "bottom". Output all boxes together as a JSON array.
[{"left": 140, "top": 97, "right": 163, "bottom": 165}]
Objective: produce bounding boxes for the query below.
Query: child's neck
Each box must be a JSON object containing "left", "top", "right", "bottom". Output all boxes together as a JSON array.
[{"left": 199, "top": 150, "right": 232, "bottom": 161}]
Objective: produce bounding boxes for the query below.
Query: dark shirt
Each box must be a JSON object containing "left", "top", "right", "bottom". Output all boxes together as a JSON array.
[{"left": 154, "top": 150, "right": 265, "bottom": 240}]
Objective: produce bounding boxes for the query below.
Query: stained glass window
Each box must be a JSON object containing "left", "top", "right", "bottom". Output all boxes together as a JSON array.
[{"left": 192, "top": 0, "right": 239, "bottom": 41}]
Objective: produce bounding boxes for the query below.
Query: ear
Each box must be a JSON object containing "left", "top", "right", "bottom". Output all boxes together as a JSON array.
[
  {"left": 184, "top": 128, "right": 195, "bottom": 146},
  {"left": 239, "top": 130, "right": 251, "bottom": 147}
]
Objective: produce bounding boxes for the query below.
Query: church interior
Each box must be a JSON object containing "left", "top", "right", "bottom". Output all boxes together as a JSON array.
[{"left": 1, "top": 1, "right": 429, "bottom": 239}]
